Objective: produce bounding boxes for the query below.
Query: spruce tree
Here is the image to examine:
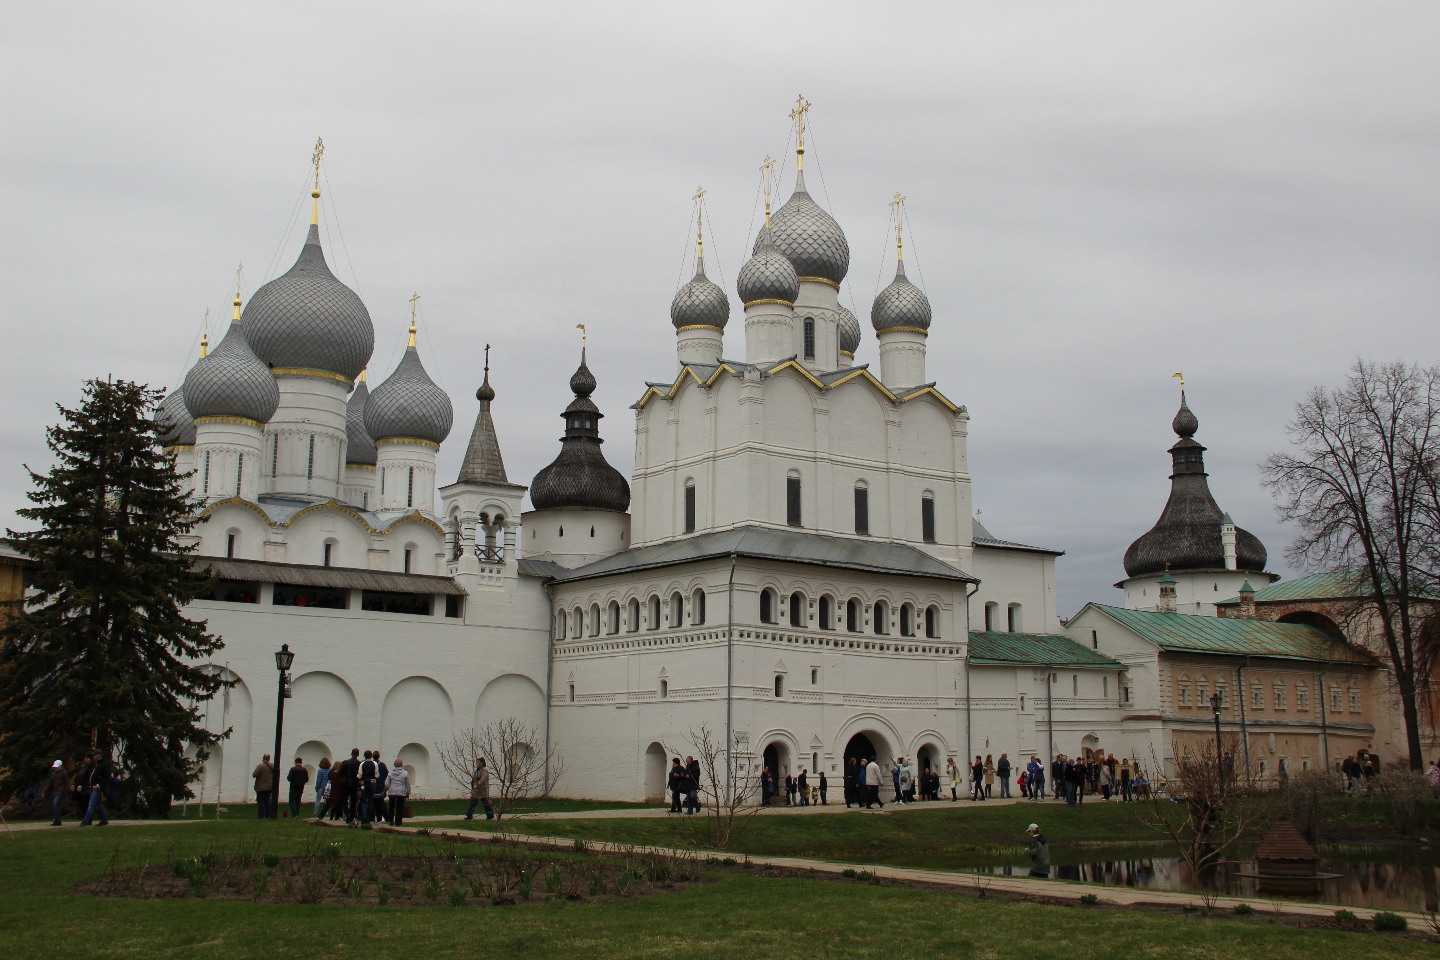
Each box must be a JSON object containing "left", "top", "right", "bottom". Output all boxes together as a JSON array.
[{"left": 0, "top": 378, "right": 224, "bottom": 815}]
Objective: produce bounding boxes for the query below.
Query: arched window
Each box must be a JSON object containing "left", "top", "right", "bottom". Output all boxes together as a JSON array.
[
  {"left": 774, "top": 675, "right": 785, "bottom": 698},
  {"left": 1273, "top": 681, "right": 1288, "bottom": 711},
  {"left": 626, "top": 598, "right": 640, "bottom": 633},
  {"left": 854, "top": 482, "right": 870, "bottom": 536},
  {"left": 1214, "top": 676, "right": 1229, "bottom": 709},
  {"left": 649, "top": 595, "right": 662, "bottom": 630},
  {"left": 660, "top": 678, "right": 669, "bottom": 699},
  {"left": 691, "top": 589, "right": 706, "bottom": 625},
  {"left": 921, "top": 492, "right": 936, "bottom": 543},
  {"left": 670, "top": 591, "right": 684, "bottom": 627},
  {"left": 900, "top": 603, "right": 915, "bottom": 637},
  {"left": 760, "top": 588, "right": 777, "bottom": 624},
  {"left": 684, "top": 480, "right": 696, "bottom": 534},
  {"left": 1007, "top": 603, "right": 1022, "bottom": 633},
  {"left": 607, "top": 600, "right": 621, "bottom": 635},
  {"left": 1196, "top": 675, "right": 1209, "bottom": 705},
  {"left": 322, "top": 539, "right": 336, "bottom": 568},
  {"left": 786, "top": 473, "right": 802, "bottom": 527},
  {"left": 846, "top": 598, "right": 861, "bottom": 632},
  {"left": 924, "top": 605, "right": 939, "bottom": 639},
  {"left": 588, "top": 603, "right": 601, "bottom": 638},
  {"left": 818, "top": 595, "right": 833, "bottom": 630},
  {"left": 571, "top": 606, "right": 583, "bottom": 639},
  {"left": 1295, "top": 682, "right": 1310, "bottom": 711},
  {"left": 1177, "top": 673, "right": 1192, "bottom": 707},
  {"left": 803, "top": 316, "right": 815, "bottom": 360},
  {"left": 873, "top": 600, "right": 889, "bottom": 635},
  {"left": 984, "top": 601, "right": 998, "bottom": 632},
  {"left": 555, "top": 609, "right": 567, "bottom": 640},
  {"left": 789, "top": 592, "right": 806, "bottom": 628}
]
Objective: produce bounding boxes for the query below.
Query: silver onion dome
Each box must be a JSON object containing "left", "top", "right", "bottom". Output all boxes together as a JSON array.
[
  {"left": 181, "top": 322, "right": 280, "bottom": 424},
  {"left": 837, "top": 304, "right": 861, "bottom": 355},
  {"left": 157, "top": 387, "right": 196, "bottom": 447},
  {"left": 760, "top": 170, "right": 850, "bottom": 285},
  {"left": 345, "top": 379, "right": 377, "bottom": 466},
  {"left": 243, "top": 223, "right": 374, "bottom": 381},
  {"left": 670, "top": 256, "right": 730, "bottom": 330},
  {"left": 870, "top": 260, "right": 932, "bottom": 331},
  {"left": 737, "top": 225, "right": 799, "bottom": 305},
  {"left": 364, "top": 344, "right": 454, "bottom": 444}
]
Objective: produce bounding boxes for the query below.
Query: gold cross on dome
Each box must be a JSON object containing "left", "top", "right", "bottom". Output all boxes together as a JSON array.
[
  {"left": 576, "top": 323, "right": 587, "bottom": 344},
  {"left": 789, "top": 95, "right": 812, "bottom": 168},
  {"left": 760, "top": 155, "right": 775, "bottom": 223},
  {"left": 407, "top": 292, "right": 420, "bottom": 346},
  {"left": 311, "top": 137, "right": 325, "bottom": 187},
  {"left": 693, "top": 187, "right": 707, "bottom": 258},
  {"left": 890, "top": 192, "right": 907, "bottom": 260},
  {"left": 1173, "top": 371, "right": 1185, "bottom": 391}
]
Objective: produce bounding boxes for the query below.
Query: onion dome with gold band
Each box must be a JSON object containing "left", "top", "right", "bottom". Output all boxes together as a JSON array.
[
  {"left": 157, "top": 388, "right": 196, "bottom": 447},
  {"left": 242, "top": 221, "right": 374, "bottom": 382},
  {"left": 345, "top": 373, "right": 377, "bottom": 466},
  {"left": 759, "top": 169, "right": 850, "bottom": 286},
  {"left": 870, "top": 259, "right": 932, "bottom": 332},
  {"left": 529, "top": 349, "right": 631, "bottom": 513},
  {"left": 1122, "top": 392, "right": 1268, "bottom": 577},
  {"left": 836, "top": 303, "right": 861, "bottom": 355},
  {"left": 181, "top": 297, "right": 281, "bottom": 423},
  {"left": 737, "top": 224, "right": 799, "bottom": 305},
  {"left": 363, "top": 323, "right": 453, "bottom": 445},
  {"left": 669, "top": 255, "right": 730, "bottom": 330}
]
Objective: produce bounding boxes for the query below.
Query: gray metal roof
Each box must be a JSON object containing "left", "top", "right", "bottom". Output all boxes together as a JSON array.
[
  {"left": 455, "top": 371, "right": 512, "bottom": 485},
  {"left": 1123, "top": 394, "right": 1266, "bottom": 578},
  {"left": 195, "top": 555, "right": 467, "bottom": 595},
  {"left": 530, "top": 351, "right": 630, "bottom": 513},
  {"left": 543, "top": 525, "right": 978, "bottom": 584},
  {"left": 837, "top": 304, "right": 861, "bottom": 353},
  {"left": 871, "top": 260, "right": 932, "bottom": 331},
  {"left": 157, "top": 387, "right": 196, "bottom": 447},
  {"left": 244, "top": 223, "right": 374, "bottom": 381},
  {"left": 518, "top": 557, "right": 569, "bottom": 579},
  {"left": 345, "top": 380, "right": 377, "bottom": 466},
  {"left": 972, "top": 518, "right": 1065, "bottom": 556},
  {"left": 182, "top": 322, "right": 279, "bottom": 423},
  {"left": 670, "top": 256, "right": 731, "bottom": 329},
  {"left": 761, "top": 170, "right": 850, "bottom": 284},
  {"left": 364, "top": 345, "right": 454, "bottom": 444},
  {"left": 737, "top": 225, "right": 799, "bottom": 305}
]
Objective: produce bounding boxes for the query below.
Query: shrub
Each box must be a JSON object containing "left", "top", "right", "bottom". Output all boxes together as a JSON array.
[
  {"left": 1079, "top": 894, "right": 1099, "bottom": 905},
  {"left": 1372, "top": 912, "right": 1407, "bottom": 932},
  {"left": 1233, "top": 903, "right": 1254, "bottom": 916},
  {"left": 841, "top": 868, "right": 857, "bottom": 878},
  {"left": 1333, "top": 909, "right": 1358, "bottom": 923}
]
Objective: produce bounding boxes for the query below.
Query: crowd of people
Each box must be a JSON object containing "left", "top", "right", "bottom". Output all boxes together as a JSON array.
[{"left": 251, "top": 749, "right": 413, "bottom": 827}]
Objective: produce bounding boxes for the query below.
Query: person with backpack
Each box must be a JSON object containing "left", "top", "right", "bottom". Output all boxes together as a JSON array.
[{"left": 358, "top": 751, "right": 379, "bottom": 827}]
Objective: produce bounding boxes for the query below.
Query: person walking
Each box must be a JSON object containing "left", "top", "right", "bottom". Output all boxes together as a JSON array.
[
  {"left": 286, "top": 758, "right": 309, "bottom": 819},
  {"left": 358, "top": 751, "right": 379, "bottom": 826},
  {"left": 983, "top": 755, "right": 995, "bottom": 799},
  {"left": 864, "top": 758, "right": 884, "bottom": 809},
  {"left": 818, "top": 770, "right": 828, "bottom": 805},
  {"left": 252, "top": 754, "right": 275, "bottom": 819},
  {"left": 78, "top": 751, "right": 111, "bottom": 826},
  {"left": 970, "top": 756, "right": 985, "bottom": 801},
  {"left": 797, "top": 768, "right": 809, "bottom": 806},
  {"left": 1099, "top": 761, "right": 1114, "bottom": 800},
  {"left": 668, "top": 757, "right": 685, "bottom": 813},
  {"left": 465, "top": 758, "right": 495, "bottom": 820},
  {"left": 685, "top": 755, "right": 701, "bottom": 815},
  {"left": 891, "top": 759, "right": 903, "bottom": 804},
  {"left": 856, "top": 760, "right": 869, "bottom": 808},
  {"left": 312, "top": 758, "right": 332, "bottom": 819},
  {"left": 785, "top": 769, "right": 797, "bottom": 806},
  {"left": 1025, "top": 823, "right": 1050, "bottom": 878},
  {"left": 843, "top": 757, "right": 858, "bottom": 807},
  {"left": 946, "top": 757, "right": 960, "bottom": 801},
  {"left": 44, "top": 760, "right": 71, "bottom": 826},
  {"left": 1026, "top": 756, "right": 1044, "bottom": 803},
  {"left": 335, "top": 748, "right": 361, "bottom": 822},
  {"left": 997, "top": 753, "right": 1012, "bottom": 799},
  {"left": 384, "top": 758, "right": 411, "bottom": 827}
]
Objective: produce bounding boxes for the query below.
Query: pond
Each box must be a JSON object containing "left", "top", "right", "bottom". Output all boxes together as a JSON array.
[{"left": 955, "top": 844, "right": 1440, "bottom": 913}]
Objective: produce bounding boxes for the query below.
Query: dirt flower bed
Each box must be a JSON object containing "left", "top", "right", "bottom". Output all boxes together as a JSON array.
[{"left": 79, "top": 837, "right": 706, "bottom": 908}]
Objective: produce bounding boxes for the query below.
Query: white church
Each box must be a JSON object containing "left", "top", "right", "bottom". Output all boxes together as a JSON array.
[{"left": 156, "top": 113, "right": 1382, "bottom": 804}]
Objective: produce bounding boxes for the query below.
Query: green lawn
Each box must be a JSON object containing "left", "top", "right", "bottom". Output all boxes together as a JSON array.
[
  {"left": 1, "top": 819, "right": 1428, "bottom": 960},
  {"left": 161, "top": 795, "right": 648, "bottom": 821}
]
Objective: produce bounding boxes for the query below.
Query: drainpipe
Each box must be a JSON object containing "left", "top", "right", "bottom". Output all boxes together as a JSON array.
[
  {"left": 1237, "top": 656, "right": 1250, "bottom": 782},
  {"left": 1318, "top": 668, "right": 1330, "bottom": 772},
  {"left": 1046, "top": 663, "right": 1055, "bottom": 762},
  {"left": 962, "top": 581, "right": 979, "bottom": 764},
  {"left": 542, "top": 578, "right": 556, "bottom": 792},
  {"left": 724, "top": 551, "right": 738, "bottom": 804}
]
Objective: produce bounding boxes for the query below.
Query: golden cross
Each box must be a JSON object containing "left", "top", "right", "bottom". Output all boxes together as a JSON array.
[
  {"left": 693, "top": 186, "right": 706, "bottom": 259},
  {"left": 1173, "top": 371, "right": 1185, "bottom": 391},
  {"left": 789, "top": 95, "right": 812, "bottom": 168},
  {"left": 234, "top": 262, "right": 244, "bottom": 299},
  {"left": 760, "top": 155, "right": 775, "bottom": 224},
  {"left": 311, "top": 137, "right": 325, "bottom": 189},
  {"left": 407, "top": 292, "right": 420, "bottom": 346},
  {"left": 890, "top": 192, "right": 907, "bottom": 260},
  {"left": 576, "top": 323, "right": 587, "bottom": 344}
]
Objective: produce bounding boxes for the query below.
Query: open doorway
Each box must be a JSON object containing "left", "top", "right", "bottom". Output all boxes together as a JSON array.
[
  {"left": 644, "top": 742, "right": 667, "bottom": 802},
  {"left": 761, "top": 742, "right": 791, "bottom": 804}
]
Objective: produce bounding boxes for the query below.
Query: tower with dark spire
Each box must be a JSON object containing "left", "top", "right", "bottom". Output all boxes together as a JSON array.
[
  {"left": 441, "top": 345, "right": 528, "bottom": 582},
  {"left": 1118, "top": 385, "right": 1275, "bottom": 614}
]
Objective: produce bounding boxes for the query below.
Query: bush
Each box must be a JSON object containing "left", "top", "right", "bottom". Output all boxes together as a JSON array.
[
  {"left": 1333, "top": 909, "right": 1358, "bottom": 923},
  {"left": 1233, "top": 903, "right": 1254, "bottom": 916},
  {"left": 1079, "top": 894, "right": 1099, "bottom": 905},
  {"left": 1372, "top": 912, "right": 1407, "bottom": 932}
]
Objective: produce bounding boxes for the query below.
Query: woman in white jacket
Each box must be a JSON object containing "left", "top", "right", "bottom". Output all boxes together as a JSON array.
[{"left": 385, "top": 760, "right": 411, "bottom": 826}]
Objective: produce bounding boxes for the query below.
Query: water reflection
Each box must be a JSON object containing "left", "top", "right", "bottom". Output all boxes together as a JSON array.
[{"left": 969, "top": 851, "right": 1439, "bottom": 912}]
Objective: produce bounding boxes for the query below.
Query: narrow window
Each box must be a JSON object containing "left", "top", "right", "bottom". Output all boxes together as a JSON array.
[
  {"left": 900, "top": 604, "right": 914, "bottom": 637},
  {"left": 323, "top": 542, "right": 333, "bottom": 568},
  {"left": 362, "top": 492, "right": 368, "bottom": 510},
  {"left": 846, "top": 598, "right": 860, "bottom": 632},
  {"left": 407, "top": 466, "right": 415, "bottom": 508},
  {"left": 692, "top": 590, "right": 706, "bottom": 625},
  {"left": 271, "top": 434, "right": 279, "bottom": 478},
  {"left": 627, "top": 598, "right": 640, "bottom": 633},
  {"left": 307, "top": 434, "right": 315, "bottom": 480},
  {"left": 568, "top": 682, "right": 576, "bottom": 703},
  {"left": 925, "top": 605, "right": 938, "bottom": 638},
  {"left": 760, "top": 589, "right": 774, "bottom": 624},
  {"left": 660, "top": 679, "right": 668, "bottom": 699},
  {"left": 684, "top": 482, "right": 696, "bottom": 533},
  {"left": 235, "top": 453, "right": 244, "bottom": 496},
  {"left": 803, "top": 317, "right": 815, "bottom": 360},
  {"left": 854, "top": 485, "right": 870, "bottom": 536},
  {"left": 670, "top": 592, "right": 683, "bottom": 627},
  {"left": 789, "top": 592, "right": 805, "bottom": 628},
  {"left": 1007, "top": 603, "right": 1021, "bottom": 633},
  {"left": 202, "top": 451, "right": 211, "bottom": 495},
  {"left": 786, "top": 475, "right": 802, "bottom": 527},
  {"left": 1103, "top": 676, "right": 1109, "bottom": 698},
  {"left": 810, "top": 668, "right": 818, "bottom": 685},
  {"left": 608, "top": 601, "right": 620, "bottom": 634},
  {"left": 774, "top": 675, "right": 784, "bottom": 698},
  {"left": 649, "top": 596, "right": 661, "bottom": 630},
  {"left": 1091, "top": 630, "right": 1098, "bottom": 649},
  {"left": 1072, "top": 675, "right": 1078, "bottom": 696},
  {"left": 818, "top": 595, "right": 833, "bottom": 630},
  {"left": 226, "top": 533, "right": 236, "bottom": 559},
  {"left": 921, "top": 493, "right": 936, "bottom": 543},
  {"left": 983, "top": 602, "right": 995, "bottom": 632},
  {"left": 874, "top": 601, "right": 888, "bottom": 635},
  {"left": 403, "top": 548, "right": 412, "bottom": 574}
]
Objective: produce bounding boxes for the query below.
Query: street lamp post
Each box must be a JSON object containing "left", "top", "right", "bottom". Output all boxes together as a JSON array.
[
  {"left": 272, "top": 644, "right": 295, "bottom": 818},
  {"left": 1210, "top": 691, "right": 1224, "bottom": 797}
]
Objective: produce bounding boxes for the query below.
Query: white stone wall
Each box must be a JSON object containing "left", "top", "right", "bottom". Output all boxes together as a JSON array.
[
  {"left": 1121, "top": 569, "right": 1275, "bottom": 616},
  {"left": 970, "top": 545, "right": 1062, "bottom": 635}
]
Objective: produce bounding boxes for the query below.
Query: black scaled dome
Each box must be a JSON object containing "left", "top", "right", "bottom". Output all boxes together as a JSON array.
[{"left": 529, "top": 349, "right": 630, "bottom": 513}]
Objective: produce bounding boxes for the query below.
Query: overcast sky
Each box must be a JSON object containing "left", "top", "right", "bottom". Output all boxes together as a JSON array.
[{"left": 3, "top": 2, "right": 1436, "bottom": 617}]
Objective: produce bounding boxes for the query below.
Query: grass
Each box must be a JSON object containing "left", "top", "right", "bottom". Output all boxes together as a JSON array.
[
  {"left": 159, "top": 795, "right": 648, "bottom": 821},
  {"left": 2, "top": 819, "right": 1431, "bottom": 960}
]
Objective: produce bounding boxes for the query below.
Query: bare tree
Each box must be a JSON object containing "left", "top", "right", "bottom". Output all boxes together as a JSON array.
[
  {"left": 1134, "top": 739, "right": 1274, "bottom": 910},
  {"left": 665, "top": 724, "right": 764, "bottom": 850},
  {"left": 1263, "top": 359, "right": 1440, "bottom": 769},
  {"left": 438, "top": 719, "right": 564, "bottom": 821}
]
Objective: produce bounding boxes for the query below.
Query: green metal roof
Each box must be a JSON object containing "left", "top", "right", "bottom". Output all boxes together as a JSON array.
[
  {"left": 1087, "top": 603, "right": 1372, "bottom": 664},
  {"left": 968, "top": 632, "right": 1122, "bottom": 668},
  {"left": 1215, "top": 571, "right": 1368, "bottom": 605}
]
